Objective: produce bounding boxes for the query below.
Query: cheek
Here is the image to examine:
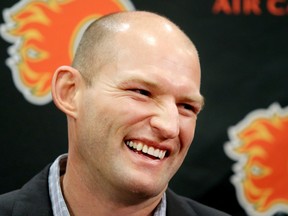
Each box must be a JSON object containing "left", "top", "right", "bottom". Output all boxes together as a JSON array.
[
  {"left": 179, "top": 118, "right": 196, "bottom": 149},
  {"left": 113, "top": 100, "right": 155, "bottom": 126},
  {"left": 78, "top": 94, "right": 113, "bottom": 139}
]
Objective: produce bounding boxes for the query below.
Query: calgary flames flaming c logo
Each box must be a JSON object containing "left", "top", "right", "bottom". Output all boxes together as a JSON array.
[
  {"left": 1, "top": 0, "right": 134, "bottom": 105},
  {"left": 225, "top": 103, "right": 288, "bottom": 216}
]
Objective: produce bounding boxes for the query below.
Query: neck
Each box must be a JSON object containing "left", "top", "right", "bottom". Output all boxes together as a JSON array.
[{"left": 61, "top": 156, "right": 164, "bottom": 216}]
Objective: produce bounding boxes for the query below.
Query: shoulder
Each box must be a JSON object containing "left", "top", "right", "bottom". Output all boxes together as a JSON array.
[
  {"left": 0, "top": 165, "right": 53, "bottom": 216},
  {"left": 166, "top": 189, "right": 230, "bottom": 216},
  {"left": 0, "top": 190, "right": 19, "bottom": 215}
]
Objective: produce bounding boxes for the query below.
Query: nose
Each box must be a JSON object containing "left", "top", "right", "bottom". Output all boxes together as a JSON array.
[{"left": 150, "top": 102, "right": 180, "bottom": 139}]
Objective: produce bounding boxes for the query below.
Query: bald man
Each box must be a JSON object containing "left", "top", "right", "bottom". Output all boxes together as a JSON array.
[{"left": 0, "top": 11, "right": 230, "bottom": 216}]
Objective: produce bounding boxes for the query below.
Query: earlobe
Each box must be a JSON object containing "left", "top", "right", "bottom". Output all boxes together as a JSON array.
[{"left": 51, "top": 66, "right": 81, "bottom": 118}]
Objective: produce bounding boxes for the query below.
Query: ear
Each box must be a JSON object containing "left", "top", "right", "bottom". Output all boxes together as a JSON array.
[{"left": 51, "top": 65, "right": 81, "bottom": 118}]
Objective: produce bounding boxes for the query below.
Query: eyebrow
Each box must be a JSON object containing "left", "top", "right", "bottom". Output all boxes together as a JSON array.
[
  {"left": 120, "top": 77, "right": 158, "bottom": 89},
  {"left": 118, "top": 77, "right": 160, "bottom": 95}
]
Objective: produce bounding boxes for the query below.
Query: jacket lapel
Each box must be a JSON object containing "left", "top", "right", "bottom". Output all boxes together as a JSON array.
[
  {"left": 166, "top": 188, "right": 198, "bottom": 216},
  {"left": 12, "top": 165, "right": 53, "bottom": 216}
]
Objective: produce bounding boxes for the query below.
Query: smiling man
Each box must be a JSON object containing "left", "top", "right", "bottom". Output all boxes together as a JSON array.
[{"left": 0, "top": 11, "right": 230, "bottom": 216}]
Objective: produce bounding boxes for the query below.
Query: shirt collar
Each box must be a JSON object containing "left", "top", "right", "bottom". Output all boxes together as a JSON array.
[{"left": 48, "top": 154, "right": 69, "bottom": 216}]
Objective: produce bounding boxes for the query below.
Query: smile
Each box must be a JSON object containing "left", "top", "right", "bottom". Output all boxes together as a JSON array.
[{"left": 125, "top": 140, "right": 167, "bottom": 160}]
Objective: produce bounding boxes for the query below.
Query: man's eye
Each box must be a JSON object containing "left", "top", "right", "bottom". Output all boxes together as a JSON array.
[
  {"left": 131, "top": 89, "right": 151, "bottom": 96},
  {"left": 180, "top": 103, "right": 198, "bottom": 114}
]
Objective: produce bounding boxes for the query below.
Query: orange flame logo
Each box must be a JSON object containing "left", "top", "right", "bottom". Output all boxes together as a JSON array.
[
  {"left": 1, "top": 0, "right": 134, "bottom": 105},
  {"left": 225, "top": 103, "right": 288, "bottom": 216}
]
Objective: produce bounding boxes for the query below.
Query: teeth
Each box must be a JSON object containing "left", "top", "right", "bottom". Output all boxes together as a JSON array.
[
  {"left": 154, "top": 149, "right": 160, "bottom": 158},
  {"left": 125, "top": 141, "right": 167, "bottom": 160},
  {"left": 137, "top": 143, "right": 143, "bottom": 151},
  {"left": 128, "top": 141, "right": 133, "bottom": 148},
  {"left": 148, "top": 147, "right": 154, "bottom": 155},
  {"left": 143, "top": 145, "right": 148, "bottom": 153}
]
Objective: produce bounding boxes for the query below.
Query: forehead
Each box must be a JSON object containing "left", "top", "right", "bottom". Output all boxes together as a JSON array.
[
  {"left": 113, "top": 42, "right": 201, "bottom": 89},
  {"left": 121, "top": 29, "right": 198, "bottom": 76}
]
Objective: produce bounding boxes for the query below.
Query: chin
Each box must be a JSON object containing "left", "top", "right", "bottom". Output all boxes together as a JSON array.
[{"left": 126, "top": 180, "right": 167, "bottom": 200}]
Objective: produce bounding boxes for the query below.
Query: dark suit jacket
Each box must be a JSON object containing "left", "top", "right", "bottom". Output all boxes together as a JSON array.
[{"left": 0, "top": 165, "right": 230, "bottom": 216}]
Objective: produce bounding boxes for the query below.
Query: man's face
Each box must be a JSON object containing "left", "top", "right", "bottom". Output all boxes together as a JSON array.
[{"left": 75, "top": 27, "right": 203, "bottom": 199}]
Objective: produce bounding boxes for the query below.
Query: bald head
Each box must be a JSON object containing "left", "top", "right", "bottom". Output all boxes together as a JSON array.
[{"left": 72, "top": 11, "right": 198, "bottom": 85}]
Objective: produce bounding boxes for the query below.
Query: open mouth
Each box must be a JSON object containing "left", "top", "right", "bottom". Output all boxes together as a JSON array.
[{"left": 125, "top": 140, "right": 168, "bottom": 160}]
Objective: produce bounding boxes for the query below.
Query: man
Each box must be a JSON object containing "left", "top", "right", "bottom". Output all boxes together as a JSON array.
[{"left": 0, "top": 11, "right": 230, "bottom": 216}]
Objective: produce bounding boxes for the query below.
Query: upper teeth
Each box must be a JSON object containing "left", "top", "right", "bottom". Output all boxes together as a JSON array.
[{"left": 125, "top": 141, "right": 167, "bottom": 160}]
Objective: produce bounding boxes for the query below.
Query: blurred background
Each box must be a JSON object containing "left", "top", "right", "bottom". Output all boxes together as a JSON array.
[{"left": 1, "top": 1, "right": 287, "bottom": 215}]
